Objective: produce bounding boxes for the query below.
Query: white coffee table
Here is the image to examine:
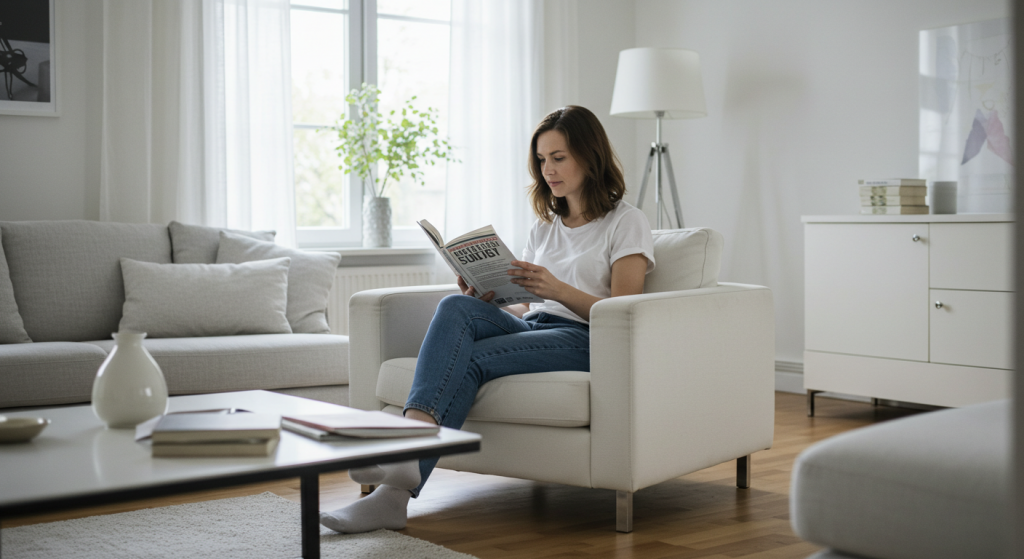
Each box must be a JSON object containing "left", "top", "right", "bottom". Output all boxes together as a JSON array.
[{"left": 0, "top": 390, "right": 480, "bottom": 559}]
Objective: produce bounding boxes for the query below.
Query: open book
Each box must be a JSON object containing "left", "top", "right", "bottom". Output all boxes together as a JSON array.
[{"left": 417, "top": 220, "right": 544, "bottom": 308}]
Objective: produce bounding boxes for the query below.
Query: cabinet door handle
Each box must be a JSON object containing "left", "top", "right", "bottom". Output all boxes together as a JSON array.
[
  {"left": 912, "top": 235, "right": 921, "bottom": 242},
  {"left": 935, "top": 301, "right": 943, "bottom": 309}
]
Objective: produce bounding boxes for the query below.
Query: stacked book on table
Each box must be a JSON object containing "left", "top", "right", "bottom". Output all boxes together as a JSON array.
[
  {"left": 859, "top": 179, "right": 928, "bottom": 215},
  {"left": 150, "top": 413, "right": 281, "bottom": 457}
]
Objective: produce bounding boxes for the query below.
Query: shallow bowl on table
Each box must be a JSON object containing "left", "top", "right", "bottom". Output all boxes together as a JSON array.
[{"left": 0, "top": 416, "right": 51, "bottom": 443}]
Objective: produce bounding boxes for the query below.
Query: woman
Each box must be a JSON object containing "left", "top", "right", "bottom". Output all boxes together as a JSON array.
[{"left": 320, "top": 105, "right": 655, "bottom": 533}]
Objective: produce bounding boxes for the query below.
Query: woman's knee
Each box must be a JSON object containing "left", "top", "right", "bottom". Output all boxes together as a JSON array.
[{"left": 437, "top": 294, "right": 482, "bottom": 317}]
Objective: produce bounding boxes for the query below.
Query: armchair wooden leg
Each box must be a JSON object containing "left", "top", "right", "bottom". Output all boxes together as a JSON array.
[
  {"left": 737, "top": 454, "right": 751, "bottom": 488},
  {"left": 361, "top": 484, "right": 377, "bottom": 494},
  {"left": 616, "top": 490, "right": 633, "bottom": 533}
]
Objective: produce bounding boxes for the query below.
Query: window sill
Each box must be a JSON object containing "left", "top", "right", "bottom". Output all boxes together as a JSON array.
[{"left": 309, "top": 246, "right": 436, "bottom": 267}]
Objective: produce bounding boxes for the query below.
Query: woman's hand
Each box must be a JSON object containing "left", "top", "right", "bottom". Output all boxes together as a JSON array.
[
  {"left": 508, "top": 254, "right": 647, "bottom": 321},
  {"left": 508, "top": 260, "right": 569, "bottom": 301},
  {"left": 457, "top": 275, "right": 495, "bottom": 302}
]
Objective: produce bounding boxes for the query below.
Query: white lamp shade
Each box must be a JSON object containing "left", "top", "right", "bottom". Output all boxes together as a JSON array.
[{"left": 610, "top": 48, "right": 707, "bottom": 119}]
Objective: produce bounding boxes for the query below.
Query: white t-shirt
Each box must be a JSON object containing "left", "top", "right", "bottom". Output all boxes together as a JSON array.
[{"left": 521, "top": 200, "right": 655, "bottom": 324}]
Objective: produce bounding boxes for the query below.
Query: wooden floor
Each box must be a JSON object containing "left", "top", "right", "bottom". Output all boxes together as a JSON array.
[{"left": 3, "top": 392, "right": 926, "bottom": 558}]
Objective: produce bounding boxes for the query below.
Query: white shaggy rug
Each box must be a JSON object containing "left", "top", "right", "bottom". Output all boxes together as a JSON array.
[{"left": 1, "top": 492, "right": 477, "bottom": 559}]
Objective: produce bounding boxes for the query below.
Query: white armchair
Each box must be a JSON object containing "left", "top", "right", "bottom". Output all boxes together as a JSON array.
[{"left": 349, "top": 228, "right": 775, "bottom": 532}]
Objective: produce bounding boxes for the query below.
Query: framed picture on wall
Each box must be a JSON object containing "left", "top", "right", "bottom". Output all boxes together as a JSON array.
[
  {"left": 0, "top": 0, "right": 58, "bottom": 117},
  {"left": 919, "top": 17, "right": 1012, "bottom": 213}
]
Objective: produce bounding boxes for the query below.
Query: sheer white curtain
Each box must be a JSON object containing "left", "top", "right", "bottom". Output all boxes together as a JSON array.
[
  {"left": 444, "top": 0, "right": 545, "bottom": 262},
  {"left": 100, "top": 0, "right": 296, "bottom": 246}
]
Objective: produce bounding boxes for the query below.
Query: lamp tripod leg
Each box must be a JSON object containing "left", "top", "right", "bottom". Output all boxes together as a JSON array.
[
  {"left": 661, "top": 146, "right": 684, "bottom": 229},
  {"left": 635, "top": 145, "right": 656, "bottom": 210}
]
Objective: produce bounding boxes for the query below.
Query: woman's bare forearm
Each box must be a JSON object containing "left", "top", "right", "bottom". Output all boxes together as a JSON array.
[{"left": 558, "top": 288, "right": 602, "bottom": 322}]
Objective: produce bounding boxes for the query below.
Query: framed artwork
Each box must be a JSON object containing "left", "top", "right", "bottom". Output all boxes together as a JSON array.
[
  {"left": 919, "top": 17, "right": 1012, "bottom": 213},
  {"left": 0, "top": 0, "right": 58, "bottom": 117}
]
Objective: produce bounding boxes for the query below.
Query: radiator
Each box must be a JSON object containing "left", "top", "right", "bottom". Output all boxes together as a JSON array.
[{"left": 328, "top": 265, "right": 435, "bottom": 335}]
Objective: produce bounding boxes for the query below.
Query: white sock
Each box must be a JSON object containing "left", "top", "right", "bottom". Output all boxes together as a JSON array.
[
  {"left": 348, "top": 465, "right": 385, "bottom": 485},
  {"left": 320, "top": 485, "right": 412, "bottom": 533},
  {"left": 348, "top": 460, "right": 420, "bottom": 490}
]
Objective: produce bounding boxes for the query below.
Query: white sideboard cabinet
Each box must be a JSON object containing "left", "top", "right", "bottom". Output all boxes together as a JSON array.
[{"left": 802, "top": 214, "right": 1014, "bottom": 416}]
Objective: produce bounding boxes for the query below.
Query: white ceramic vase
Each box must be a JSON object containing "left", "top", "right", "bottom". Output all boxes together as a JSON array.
[
  {"left": 91, "top": 331, "right": 169, "bottom": 429},
  {"left": 363, "top": 196, "right": 392, "bottom": 247}
]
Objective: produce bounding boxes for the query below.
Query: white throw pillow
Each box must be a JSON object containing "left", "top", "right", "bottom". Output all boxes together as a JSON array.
[
  {"left": 118, "top": 257, "right": 293, "bottom": 338},
  {"left": 216, "top": 231, "right": 341, "bottom": 334},
  {"left": 643, "top": 228, "right": 724, "bottom": 293}
]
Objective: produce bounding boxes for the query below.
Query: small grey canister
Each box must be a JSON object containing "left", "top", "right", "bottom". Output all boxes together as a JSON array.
[{"left": 931, "top": 181, "right": 957, "bottom": 214}]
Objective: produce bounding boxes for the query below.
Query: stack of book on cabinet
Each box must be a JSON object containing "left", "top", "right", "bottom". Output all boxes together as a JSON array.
[
  {"left": 150, "top": 413, "right": 281, "bottom": 457},
  {"left": 859, "top": 178, "right": 928, "bottom": 214}
]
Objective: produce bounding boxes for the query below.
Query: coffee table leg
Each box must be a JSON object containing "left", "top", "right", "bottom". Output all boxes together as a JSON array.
[{"left": 300, "top": 474, "right": 320, "bottom": 559}]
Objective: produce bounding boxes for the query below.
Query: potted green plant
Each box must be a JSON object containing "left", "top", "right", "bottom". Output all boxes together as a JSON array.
[{"left": 332, "top": 83, "right": 457, "bottom": 247}]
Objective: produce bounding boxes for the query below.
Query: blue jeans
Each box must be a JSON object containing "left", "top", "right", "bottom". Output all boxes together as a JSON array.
[{"left": 403, "top": 294, "right": 590, "bottom": 497}]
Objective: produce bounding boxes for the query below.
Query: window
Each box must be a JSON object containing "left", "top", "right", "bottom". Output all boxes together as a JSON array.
[{"left": 290, "top": 0, "right": 452, "bottom": 248}]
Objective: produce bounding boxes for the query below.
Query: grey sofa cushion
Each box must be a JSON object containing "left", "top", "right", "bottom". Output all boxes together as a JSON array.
[
  {"left": 790, "top": 400, "right": 1012, "bottom": 559},
  {"left": 272, "top": 385, "right": 350, "bottom": 407},
  {"left": 0, "top": 221, "right": 172, "bottom": 342},
  {"left": 0, "top": 229, "right": 31, "bottom": 344},
  {"left": 0, "top": 342, "right": 109, "bottom": 408},
  {"left": 216, "top": 231, "right": 341, "bottom": 334},
  {"left": 119, "top": 257, "right": 293, "bottom": 338},
  {"left": 84, "top": 333, "right": 349, "bottom": 394},
  {"left": 169, "top": 221, "right": 276, "bottom": 264}
]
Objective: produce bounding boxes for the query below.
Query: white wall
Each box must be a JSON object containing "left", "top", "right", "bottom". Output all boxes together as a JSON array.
[
  {"left": 0, "top": 0, "right": 103, "bottom": 222},
  {"left": 7, "top": 1, "right": 1009, "bottom": 366},
  {"left": 575, "top": 1, "right": 637, "bottom": 192},
  {"left": 633, "top": 0, "right": 1010, "bottom": 364}
]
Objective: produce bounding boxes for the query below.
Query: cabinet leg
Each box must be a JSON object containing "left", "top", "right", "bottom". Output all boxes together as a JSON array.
[
  {"left": 361, "top": 484, "right": 377, "bottom": 494},
  {"left": 736, "top": 455, "right": 751, "bottom": 489},
  {"left": 807, "top": 390, "right": 823, "bottom": 417},
  {"left": 872, "top": 398, "right": 880, "bottom": 407}
]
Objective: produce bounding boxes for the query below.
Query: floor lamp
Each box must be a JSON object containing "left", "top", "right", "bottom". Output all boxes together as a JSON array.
[{"left": 610, "top": 48, "right": 707, "bottom": 229}]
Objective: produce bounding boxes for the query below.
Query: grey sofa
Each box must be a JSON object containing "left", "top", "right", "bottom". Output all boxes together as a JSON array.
[
  {"left": 0, "top": 220, "right": 349, "bottom": 410},
  {"left": 790, "top": 399, "right": 1012, "bottom": 559}
]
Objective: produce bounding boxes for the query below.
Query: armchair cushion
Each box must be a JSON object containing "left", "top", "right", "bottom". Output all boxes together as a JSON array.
[
  {"left": 644, "top": 228, "right": 723, "bottom": 293},
  {"left": 376, "top": 357, "right": 591, "bottom": 428}
]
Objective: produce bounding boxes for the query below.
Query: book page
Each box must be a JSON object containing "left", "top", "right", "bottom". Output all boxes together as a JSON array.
[
  {"left": 444, "top": 232, "right": 543, "bottom": 308},
  {"left": 416, "top": 219, "right": 543, "bottom": 308},
  {"left": 416, "top": 219, "right": 444, "bottom": 248}
]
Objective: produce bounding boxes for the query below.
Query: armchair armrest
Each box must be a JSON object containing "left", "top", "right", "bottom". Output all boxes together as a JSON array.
[
  {"left": 349, "top": 284, "right": 460, "bottom": 411},
  {"left": 589, "top": 282, "right": 775, "bottom": 492}
]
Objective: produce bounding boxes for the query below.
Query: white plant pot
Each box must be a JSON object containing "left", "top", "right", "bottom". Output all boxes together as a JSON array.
[
  {"left": 91, "top": 331, "right": 169, "bottom": 429},
  {"left": 363, "top": 196, "right": 392, "bottom": 247}
]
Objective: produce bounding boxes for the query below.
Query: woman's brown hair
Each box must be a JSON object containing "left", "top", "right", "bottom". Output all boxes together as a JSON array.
[{"left": 528, "top": 105, "right": 626, "bottom": 223}]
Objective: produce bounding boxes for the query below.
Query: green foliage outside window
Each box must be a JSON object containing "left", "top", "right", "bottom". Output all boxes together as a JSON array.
[{"left": 332, "top": 83, "right": 457, "bottom": 199}]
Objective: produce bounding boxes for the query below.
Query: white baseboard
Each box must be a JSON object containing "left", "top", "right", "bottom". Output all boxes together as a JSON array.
[
  {"left": 775, "top": 360, "right": 804, "bottom": 394},
  {"left": 775, "top": 371, "right": 804, "bottom": 394},
  {"left": 775, "top": 359, "right": 876, "bottom": 402}
]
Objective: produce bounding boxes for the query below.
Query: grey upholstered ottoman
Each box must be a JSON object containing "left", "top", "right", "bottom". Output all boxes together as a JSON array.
[{"left": 790, "top": 400, "right": 1012, "bottom": 559}]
